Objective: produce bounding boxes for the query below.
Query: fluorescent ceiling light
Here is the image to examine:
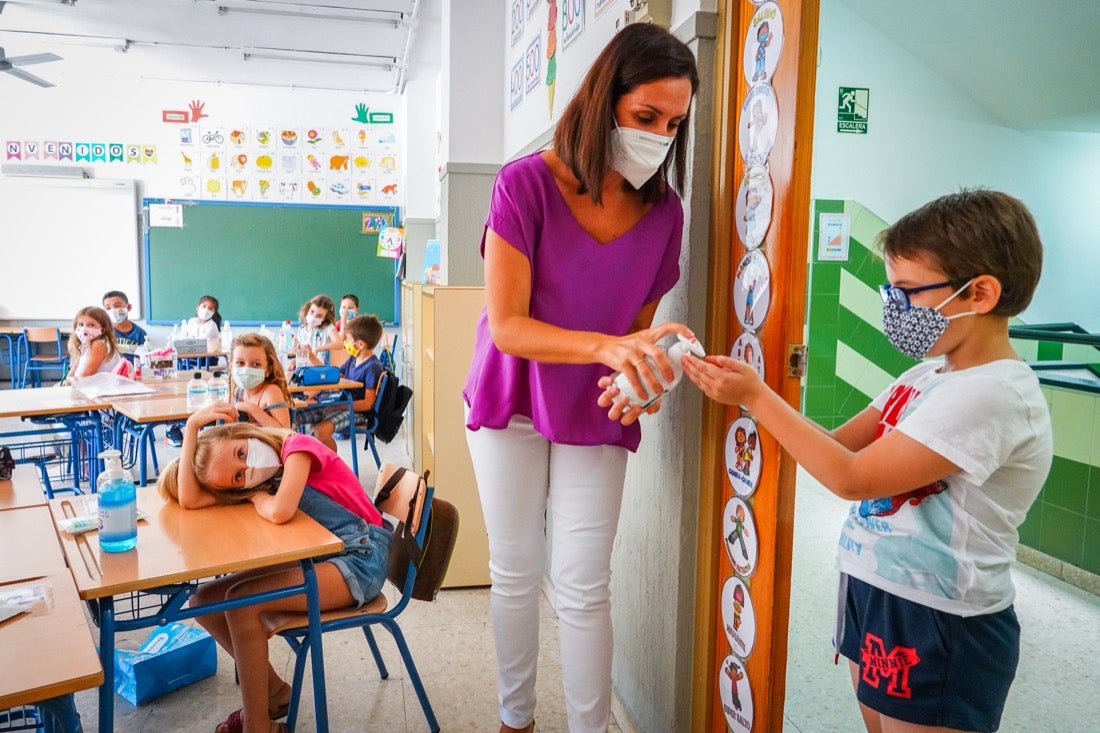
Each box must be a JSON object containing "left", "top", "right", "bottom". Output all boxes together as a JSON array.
[
  {"left": 216, "top": 2, "right": 402, "bottom": 26},
  {"left": 242, "top": 47, "right": 395, "bottom": 70}
]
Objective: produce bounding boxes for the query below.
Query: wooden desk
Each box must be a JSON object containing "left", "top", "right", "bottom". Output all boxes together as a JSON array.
[
  {"left": 49, "top": 491, "right": 343, "bottom": 733},
  {"left": 0, "top": 505, "right": 69, "bottom": 581},
  {"left": 0, "top": 387, "right": 110, "bottom": 420},
  {"left": 0, "top": 464, "right": 47, "bottom": 511}
]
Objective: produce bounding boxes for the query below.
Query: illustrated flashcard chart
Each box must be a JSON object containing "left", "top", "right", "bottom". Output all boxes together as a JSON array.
[{"left": 719, "top": 2, "right": 787, "bottom": 729}]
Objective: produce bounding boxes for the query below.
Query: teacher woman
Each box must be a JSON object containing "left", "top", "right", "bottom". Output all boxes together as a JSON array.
[{"left": 463, "top": 23, "right": 699, "bottom": 733}]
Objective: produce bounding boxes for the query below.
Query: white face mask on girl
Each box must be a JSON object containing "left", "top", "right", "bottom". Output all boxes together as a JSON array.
[
  {"left": 197, "top": 306, "right": 214, "bottom": 321},
  {"left": 610, "top": 124, "right": 675, "bottom": 189},
  {"left": 306, "top": 314, "right": 324, "bottom": 329},
  {"left": 75, "top": 325, "right": 102, "bottom": 344},
  {"left": 244, "top": 438, "right": 282, "bottom": 489}
]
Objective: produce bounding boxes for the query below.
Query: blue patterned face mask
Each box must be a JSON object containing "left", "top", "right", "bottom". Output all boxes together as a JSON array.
[{"left": 881, "top": 280, "right": 975, "bottom": 359}]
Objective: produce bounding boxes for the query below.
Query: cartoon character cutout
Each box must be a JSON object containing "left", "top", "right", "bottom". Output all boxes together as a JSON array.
[
  {"left": 724, "top": 657, "right": 745, "bottom": 711},
  {"left": 752, "top": 21, "right": 772, "bottom": 82},
  {"left": 722, "top": 496, "right": 759, "bottom": 576}
]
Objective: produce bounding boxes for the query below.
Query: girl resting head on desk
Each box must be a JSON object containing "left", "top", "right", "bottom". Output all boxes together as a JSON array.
[
  {"left": 157, "top": 401, "right": 392, "bottom": 733},
  {"left": 229, "top": 332, "right": 292, "bottom": 428},
  {"left": 63, "top": 306, "right": 125, "bottom": 384}
]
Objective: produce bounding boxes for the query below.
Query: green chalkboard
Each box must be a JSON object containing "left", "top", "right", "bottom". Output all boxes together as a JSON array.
[{"left": 143, "top": 200, "right": 400, "bottom": 325}]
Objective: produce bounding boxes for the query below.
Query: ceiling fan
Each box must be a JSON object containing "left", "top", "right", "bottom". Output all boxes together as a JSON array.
[{"left": 0, "top": 46, "right": 63, "bottom": 87}]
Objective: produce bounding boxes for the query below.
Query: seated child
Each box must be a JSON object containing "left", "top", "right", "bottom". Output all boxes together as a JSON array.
[
  {"left": 330, "top": 293, "right": 360, "bottom": 369},
  {"left": 156, "top": 402, "right": 391, "bottom": 733},
  {"left": 186, "top": 294, "right": 223, "bottom": 352},
  {"left": 102, "top": 290, "right": 148, "bottom": 362},
  {"left": 293, "top": 314, "right": 384, "bottom": 452},
  {"left": 229, "top": 333, "right": 292, "bottom": 428},
  {"left": 293, "top": 294, "right": 341, "bottom": 368},
  {"left": 63, "top": 306, "right": 127, "bottom": 384}
]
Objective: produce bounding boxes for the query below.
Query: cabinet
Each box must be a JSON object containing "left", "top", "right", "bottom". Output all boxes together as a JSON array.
[
  {"left": 411, "top": 284, "right": 488, "bottom": 588},
  {"left": 399, "top": 281, "right": 421, "bottom": 465}
]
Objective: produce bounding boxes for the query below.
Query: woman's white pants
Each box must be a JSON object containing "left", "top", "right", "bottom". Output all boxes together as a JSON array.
[{"left": 467, "top": 414, "right": 628, "bottom": 733}]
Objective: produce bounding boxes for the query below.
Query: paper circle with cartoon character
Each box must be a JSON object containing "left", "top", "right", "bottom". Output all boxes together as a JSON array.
[
  {"left": 733, "top": 250, "right": 771, "bottom": 333},
  {"left": 722, "top": 496, "right": 759, "bottom": 577},
  {"left": 722, "top": 576, "right": 757, "bottom": 660},
  {"left": 730, "top": 332, "right": 765, "bottom": 384},
  {"left": 719, "top": 654, "right": 754, "bottom": 733},
  {"left": 725, "top": 417, "right": 763, "bottom": 497},
  {"left": 743, "top": 1, "right": 784, "bottom": 85},
  {"left": 738, "top": 83, "right": 779, "bottom": 167},
  {"left": 735, "top": 165, "right": 773, "bottom": 250}
]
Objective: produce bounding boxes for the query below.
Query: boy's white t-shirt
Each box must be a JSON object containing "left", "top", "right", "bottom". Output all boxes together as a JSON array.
[{"left": 836, "top": 359, "right": 1052, "bottom": 616}]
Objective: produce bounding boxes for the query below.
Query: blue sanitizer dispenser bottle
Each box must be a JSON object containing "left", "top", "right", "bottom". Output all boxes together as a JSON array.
[{"left": 97, "top": 449, "right": 137, "bottom": 552}]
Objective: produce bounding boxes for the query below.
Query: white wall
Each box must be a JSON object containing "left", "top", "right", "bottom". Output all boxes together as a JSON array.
[{"left": 812, "top": 0, "right": 1100, "bottom": 330}]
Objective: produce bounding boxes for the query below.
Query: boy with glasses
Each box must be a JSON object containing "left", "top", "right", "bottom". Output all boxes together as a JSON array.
[{"left": 681, "top": 189, "right": 1052, "bottom": 733}]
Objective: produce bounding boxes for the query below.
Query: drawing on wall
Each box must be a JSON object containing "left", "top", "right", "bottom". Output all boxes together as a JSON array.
[
  {"left": 510, "top": 55, "right": 525, "bottom": 110},
  {"left": 722, "top": 495, "right": 759, "bottom": 577},
  {"left": 743, "top": 0, "right": 784, "bottom": 85},
  {"left": 725, "top": 416, "right": 762, "bottom": 498},
  {"left": 721, "top": 576, "right": 757, "bottom": 660},
  {"left": 730, "top": 331, "right": 765, "bottom": 383},
  {"left": 735, "top": 164, "right": 773, "bottom": 249},
  {"left": 738, "top": 83, "right": 779, "bottom": 167},
  {"left": 546, "top": 0, "right": 558, "bottom": 115},
  {"left": 733, "top": 249, "right": 772, "bottom": 332},
  {"left": 525, "top": 34, "right": 542, "bottom": 96},
  {"left": 511, "top": 0, "right": 525, "bottom": 46},
  {"left": 719, "top": 654, "right": 754, "bottom": 733},
  {"left": 562, "top": 0, "right": 584, "bottom": 49}
]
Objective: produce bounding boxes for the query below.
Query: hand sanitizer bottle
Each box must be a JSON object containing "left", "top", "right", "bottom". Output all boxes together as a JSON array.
[
  {"left": 97, "top": 449, "right": 137, "bottom": 552},
  {"left": 612, "top": 334, "right": 706, "bottom": 410},
  {"left": 187, "top": 371, "right": 207, "bottom": 409},
  {"left": 207, "top": 370, "right": 229, "bottom": 403}
]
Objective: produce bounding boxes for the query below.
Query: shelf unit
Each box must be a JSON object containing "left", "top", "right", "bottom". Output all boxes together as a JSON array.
[{"left": 409, "top": 283, "right": 488, "bottom": 588}]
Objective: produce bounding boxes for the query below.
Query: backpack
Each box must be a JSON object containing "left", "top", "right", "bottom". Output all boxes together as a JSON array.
[
  {"left": 373, "top": 464, "right": 459, "bottom": 602},
  {"left": 368, "top": 369, "right": 412, "bottom": 444}
]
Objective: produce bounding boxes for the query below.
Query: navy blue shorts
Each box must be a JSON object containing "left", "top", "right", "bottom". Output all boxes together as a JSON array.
[{"left": 838, "top": 575, "right": 1020, "bottom": 732}]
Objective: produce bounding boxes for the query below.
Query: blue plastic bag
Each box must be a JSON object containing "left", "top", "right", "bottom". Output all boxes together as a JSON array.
[{"left": 114, "top": 622, "right": 217, "bottom": 705}]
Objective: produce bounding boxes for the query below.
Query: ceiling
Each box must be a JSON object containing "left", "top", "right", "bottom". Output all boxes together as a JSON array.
[
  {"left": 837, "top": 0, "right": 1100, "bottom": 133},
  {"left": 0, "top": 0, "right": 441, "bottom": 94}
]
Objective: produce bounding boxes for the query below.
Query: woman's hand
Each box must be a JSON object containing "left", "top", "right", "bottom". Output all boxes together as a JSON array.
[
  {"left": 185, "top": 400, "right": 239, "bottom": 430},
  {"left": 597, "top": 374, "right": 663, "bottom": 425},
  {"left": 596, "top": 321, "right": 695, "bottom": 416},
  {"left": 681, "top": 354, "right": 762, "bottom": 408}
]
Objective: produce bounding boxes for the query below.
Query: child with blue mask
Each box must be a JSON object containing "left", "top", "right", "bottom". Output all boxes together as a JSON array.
[
  {"left": 228, "top": 332, "right": 292, "bottom": 428},
  {"left": 683, "top": 189, "right": 1052, "bottom": 733}
]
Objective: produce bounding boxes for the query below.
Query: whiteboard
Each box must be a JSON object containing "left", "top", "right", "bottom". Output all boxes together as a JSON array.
[{"left": 0, "top": 176, "right": 140, "bottom": 321}]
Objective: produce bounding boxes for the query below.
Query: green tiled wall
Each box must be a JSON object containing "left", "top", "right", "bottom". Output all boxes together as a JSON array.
[{"left": 806, "top": 199, "right": 1100, "bottom": 575}]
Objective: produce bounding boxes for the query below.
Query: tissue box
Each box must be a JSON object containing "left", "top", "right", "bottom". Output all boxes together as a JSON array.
[
  {"left": 114, "top": 622, "right": 217, "bottom": 705},
  {"left": 172, "top": 337, "right": 208, "bottom": 355}
]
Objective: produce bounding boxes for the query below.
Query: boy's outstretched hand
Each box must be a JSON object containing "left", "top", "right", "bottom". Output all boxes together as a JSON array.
[{"left": 681, "top": 354, "right": 762, "bottom": 408}]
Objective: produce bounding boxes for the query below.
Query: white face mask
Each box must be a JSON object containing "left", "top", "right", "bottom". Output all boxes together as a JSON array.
[
  {"left": 244, "top": 438, "right": 282, "bottom": 489},
  {"left": 108, "top": 307, "right": 128, "bottom": 325},
  {"left": 610, "top": 124, "right": 675, "bottom": 189},
  {"left": 197, "top": 306, "right": 214, "bottom": 321},
  {"left": 306, "top": 314, "right": 324, "bottom": 329},
  {"left": 75, "top": 324, "right": 102, "bottom": 344}
]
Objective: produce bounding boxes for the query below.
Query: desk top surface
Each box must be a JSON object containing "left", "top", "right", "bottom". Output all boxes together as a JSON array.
[
  {"left": 0, "top": 465, "right": 47, "bottom": 512},
  {"left": 0, "top": 387, "right": 111, "bottom": 418},
  {"left": 109, "top": 395, "right": 196, "bottom": 422},
  {"left": 49, "top": 490, "right": 343, "bottom": 599},
  {"left": 0, "top": 572, "right": 103, "bottom": 709},
  {"left": 0, "top": 504, "right": 70, "bottom": 582}
]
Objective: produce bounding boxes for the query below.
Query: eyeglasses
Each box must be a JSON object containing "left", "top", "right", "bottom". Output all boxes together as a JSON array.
[{"left": 878, "top": 281, "right": 953, "bottom": 311}]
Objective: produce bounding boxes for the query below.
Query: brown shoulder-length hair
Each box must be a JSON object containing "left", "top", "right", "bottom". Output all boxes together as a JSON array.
[
  {"left": 299, "top": 294, "right": 336, "bottom": 327},
  {"left": 157, "top": 423, "right": 293, "bottom": 505},
  {"left": 553, "top": 23, "right": 699, "bottom": 205},
  {"left": 68, "top": 306, "right": 119, "bottom": 362}
]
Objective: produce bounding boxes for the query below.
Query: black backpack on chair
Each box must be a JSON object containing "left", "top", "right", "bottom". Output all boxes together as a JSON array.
[{"left": 368, "top": 370, "right": 412, "bottom": 444}]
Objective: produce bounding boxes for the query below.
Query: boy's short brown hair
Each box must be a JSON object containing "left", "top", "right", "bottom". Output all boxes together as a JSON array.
[
  {"left": 346, "top": 314, "right": 383, "bottom": 350},
  {"left": 879, "top": 189, "right": 1043, "bottom": 316}
]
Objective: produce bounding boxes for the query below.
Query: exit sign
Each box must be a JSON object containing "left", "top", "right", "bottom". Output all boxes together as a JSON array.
[{"left": 837, "top": 87, "right": 869, "bottom": 134}]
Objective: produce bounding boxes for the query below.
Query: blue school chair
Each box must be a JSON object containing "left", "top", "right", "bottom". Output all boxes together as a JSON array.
[
  {"left": 20, "top": 327, "right": 69, "bottom": 388},
  {"left": 262, "top": 476, "right": 457, "bottom": 733}
]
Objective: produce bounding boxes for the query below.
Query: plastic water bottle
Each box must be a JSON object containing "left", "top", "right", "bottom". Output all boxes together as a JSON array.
[
  {"left": 97, "top": 449, "right": 137, "bottom": 553},
  {"left": 612, "top": 334, "right": 706, "bottom": 410},
  {"left": 186, "top": 371, "right": 207, "bottom": 409},
  {"left": 280, "top": 320, "right": 294, "bottom": 353},
  {"left": 207, "top": 370, "right": 229, "bottom": 403},
  {"left": 220, "top": 320, "right": 234, "bottom": 352},
  {"left": 181, "top": 318, "right": 190, "bottom": 338}
]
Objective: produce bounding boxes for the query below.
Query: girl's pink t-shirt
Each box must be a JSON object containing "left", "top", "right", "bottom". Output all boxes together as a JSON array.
[{"left": 281, "top": 432, "right": 383, "bottom": 525}]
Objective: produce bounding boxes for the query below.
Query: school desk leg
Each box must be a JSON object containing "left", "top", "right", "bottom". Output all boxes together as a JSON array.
[
  {"left": 96, "top": 597, "right": 117, "bottom": 733},
  {"left": 301, "top": 559, "right": 329, "bottom": 733}
]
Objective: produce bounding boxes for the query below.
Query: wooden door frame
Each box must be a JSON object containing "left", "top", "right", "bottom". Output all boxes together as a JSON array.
[{"left": 691, "top": 1, "right": 820, "bottom": 730}]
